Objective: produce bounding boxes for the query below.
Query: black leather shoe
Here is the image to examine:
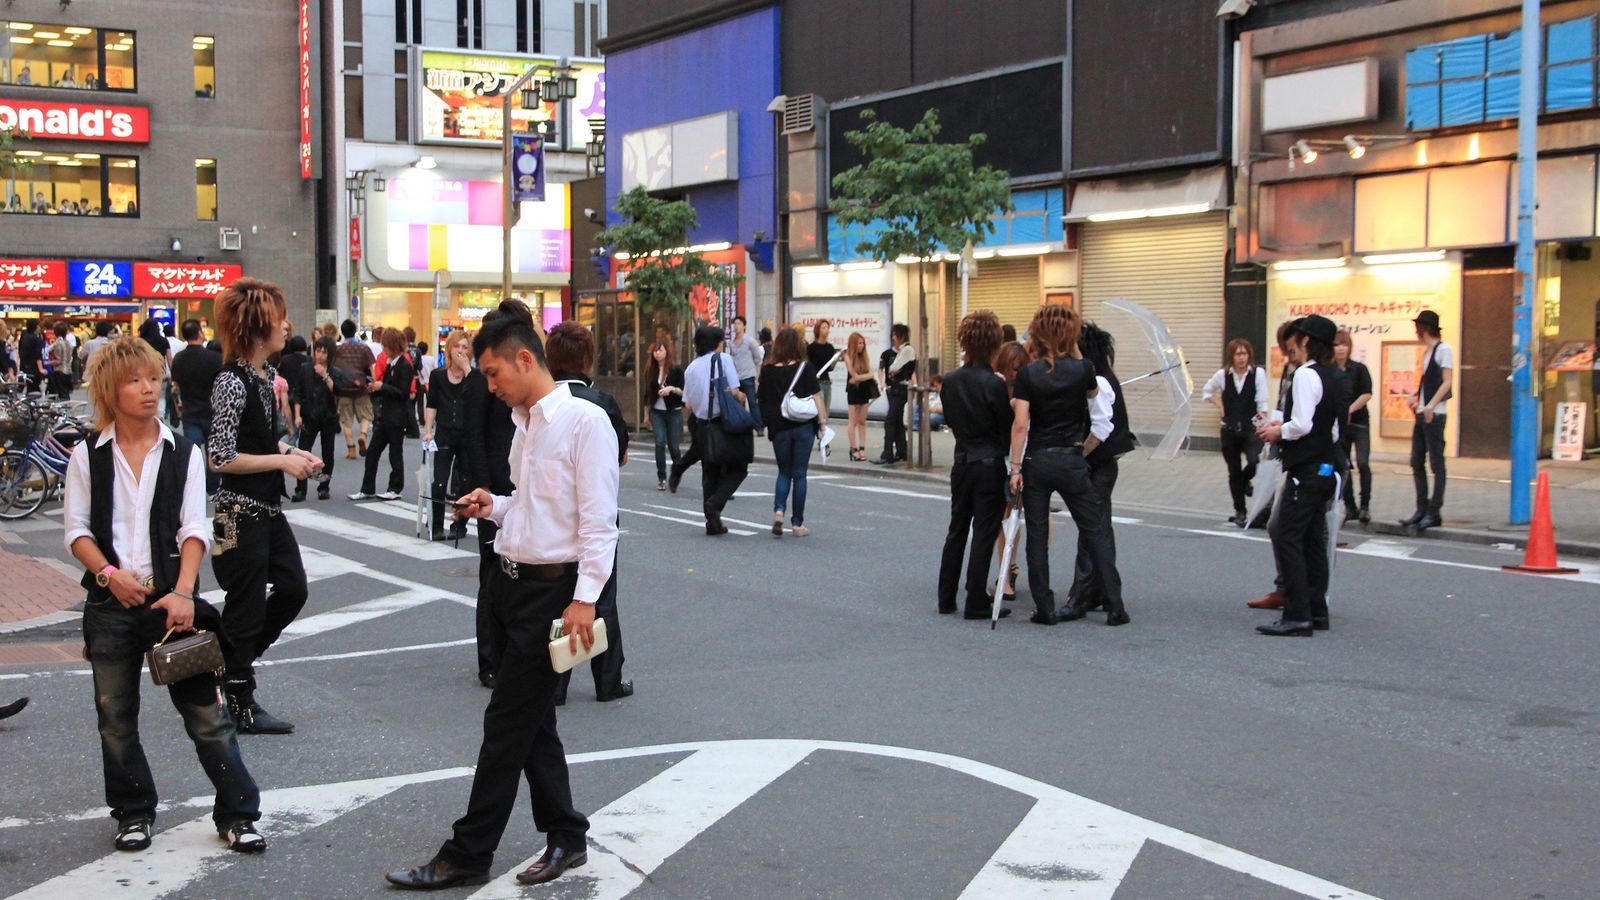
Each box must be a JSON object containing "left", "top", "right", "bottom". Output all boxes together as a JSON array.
[
  {"left": 238, "top": 702, "right": 294, "bottom": 735},
  {"left": 1256, "top": 619, "right": 1314, "bottom": 637},
  {"left": 290, "top": 489, "right": 307, "bottom": 503},
  {"left": 596, "top": 681, "right": 634, "bottom": 702},
  {"left": 1415, "top": 513, "right": 1442, "bottom": 530},
  {"left": 870, "top": 457, "right": 895, "bottom": 465},
  {"left": 1399, "top": 509, "right": 1425, "bottom": 526},
  {"left": 515, "top": 847, "right": 587, "bottom": 885},
  {"left": 705, "top": 515, "right": 728, "bottom": 536},
  {"left": 963, "top": 607, "right": 1011, "bottom": 620},
  {"left": 1357, "top": 506, "right": 1370, "bottom": 524},
  {"left": 1029, "top": 611, "right": 1058, "bottom": 625},
  {"left": 385, "top": 858, "right": 490, "bottom": 890},
  {"left": 1105, "top": 610, "right": 1130, "bottom": 626},
  {"left": 1058, "top": 606, "right": 1089, "bottom": 622},
  {"left": 937, "top": 604, "right": 956, "bottom": 615},
  {"left": 1312, "top": 617, "right": 1330, "bottom": 631},
  {"left": 478, "top": 673, "right": 495, "bottom": 690},
  {"left": 667, "top": 469, "right": 682, "bottom": 493},
  {"left": 0, "top": 696, "right": 27, "bottom": 720}
]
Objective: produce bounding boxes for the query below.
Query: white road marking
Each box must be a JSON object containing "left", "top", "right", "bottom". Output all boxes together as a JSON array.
[
  {"left": 277, "top": 586, "right": 470, "bottom": 642},
  {"left": 832, "top": 483, "right": 947, "bottom": 500},
  {"left": 1111, "top": 515, "right": 1142, "bottom": 525},
  {"left": 1347, "top": 538, "right": 1418, "bottom": 560},
  {"left": 282, "top": 508, "right": 475, "bottom": 560},
  {"left": 468, "top": 743, "right": 814, "bottom": 899},
  {"left": 7, "top": 767, "right": 472, "bottom": 900},
  {"left": 620, "top": 506, "right": 755, "bottom": 536},
  {"left": 642, "top": 502, "right": 775, "bottom": 532},
  {"left": 0, "top": 638, "right": 478, "bottom": 682},
  {"left": 1, "top": 740, "right": 1383, "bottom": 899},
  {"left": 355, "top": 497, "right": 480, "bottom": 533}
]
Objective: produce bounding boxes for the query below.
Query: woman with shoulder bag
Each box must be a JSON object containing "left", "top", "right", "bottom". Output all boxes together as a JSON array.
[
  {"left": 757, "top": 326, "right": 825, "bottom": 537},
  {"left": 1202, "top": 339, "right": 1268, "bottom": 526}
]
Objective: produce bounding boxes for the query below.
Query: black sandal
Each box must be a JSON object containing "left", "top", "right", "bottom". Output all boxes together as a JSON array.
[{"left": 115, "top": 819, "right": 152, "bottom": 852}]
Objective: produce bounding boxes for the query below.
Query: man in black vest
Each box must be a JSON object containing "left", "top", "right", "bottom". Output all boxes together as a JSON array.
[
  {"left": 63, "top": 337, "right": 265, "bottom": 853},
  {"left": 544, "top": 319, "right": 632, "bottom": 704},
  {"left": 1065, "top": 321, "right": 1134, "bottom": 617},
  {"left": 1255, "top": 314, "right": 1348, "bottom": 637},
  {"left": 874, "top": 323, "right": 916, "bottom": 464},
  {"left": 1403, "top": 309, "right": 1452, "bottom": 530},
  {"left": 936, "top": 310, "right": 1012, "bottom": 618},
  {"left": 207, "top": 279, "right": 323, "bottom": 733}
]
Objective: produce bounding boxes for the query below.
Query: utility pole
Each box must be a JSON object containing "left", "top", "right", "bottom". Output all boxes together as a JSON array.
[{"left": 1510, "top": 0, "right": 1541, "bottom": 525}]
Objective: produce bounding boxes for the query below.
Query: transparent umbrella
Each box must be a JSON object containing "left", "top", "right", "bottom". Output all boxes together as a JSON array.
[{"left": 1103, "top": 299, "right": 1193, "bottom": 460}]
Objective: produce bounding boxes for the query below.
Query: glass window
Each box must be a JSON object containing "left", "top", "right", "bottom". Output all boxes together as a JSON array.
[
  {"left": 193, "top": 35, "right": 215, "bottom": 97},
  {"left": 1, "top": 154, "right": 139, "bottom": 216},
  {"left": 1405, "top": 16, "right": 1600, "bottom": 129},
  {"left": 1, "top": 21, "right": 135, "bottom": 91},
  {"left": 195, "top": 158, "right": 217, "bottom": 221}
]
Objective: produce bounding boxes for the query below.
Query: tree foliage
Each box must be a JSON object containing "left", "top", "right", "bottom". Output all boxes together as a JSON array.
[
  {"left": 596, "top": 187, "right": 744, "bottom": 319},
  {"left": 0, "top": 127, "right": 33, "bottom": 174},
  {"left": 830, "top": 108, "right": 1013, "bottom": 262}
]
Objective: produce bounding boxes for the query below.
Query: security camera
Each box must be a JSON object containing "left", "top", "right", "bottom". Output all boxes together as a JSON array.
[
  {"left": 583, "top": 207, "right": 603, "bottom": 225},
  {"left": 1216, "top": 0, "right": 1254, "bottom": 19}
]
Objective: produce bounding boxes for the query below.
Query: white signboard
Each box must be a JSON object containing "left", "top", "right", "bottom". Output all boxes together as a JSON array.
[
  {"left": 1261, "top": 58, "right": 1378, "bottom": 133},
  {"left": 788, "top": 297, "right": 891, "bottom": 415},
  {"left": 1553, "top": 401, "right": 1587, "bottom": 462}
]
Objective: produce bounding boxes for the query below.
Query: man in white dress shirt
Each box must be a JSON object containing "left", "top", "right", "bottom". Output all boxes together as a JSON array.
[{"left": 386, "top": 302, "right": 618, "bottom": 890}]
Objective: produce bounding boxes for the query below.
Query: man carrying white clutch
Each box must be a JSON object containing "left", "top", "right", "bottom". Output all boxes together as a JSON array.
[{"left": 385, "top": 300, "right": 618, "bottom": 891}]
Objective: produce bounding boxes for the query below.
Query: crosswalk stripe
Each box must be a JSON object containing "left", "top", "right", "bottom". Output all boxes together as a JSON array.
[
  {"left": 468, "top": 743, "right": 813, "bottom": 899},
  {"left": 958, "top": 797, "right": 1146, "bottom": 898},
  {"left": 352, "top": 497, "right": 480, "bottom": 534},
  {"left": 277, "top": 585, "right": 472, "bottom": 641},
  {"left": 620, "top": 506, "right": 756, "bottom": 536},
  {"left": 642, "top": 502, "right": 774, "bottom": 531},
  {"left": 7, "top": 767, "right": 472, "bottom": 900},
  {"left": 282, "top": 508, "right": 476, "bottom": 560}
]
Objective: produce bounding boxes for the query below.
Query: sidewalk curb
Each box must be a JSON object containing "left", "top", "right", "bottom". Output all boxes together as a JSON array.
[{"left": 1365, "top": 521, "right": 1600, "bottom": 561}]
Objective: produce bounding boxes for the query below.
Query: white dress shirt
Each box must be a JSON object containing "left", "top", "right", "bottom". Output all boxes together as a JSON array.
[
  {"left": 682, "top": 351, "right": 741, "bottom": 419},
  {"left": 1090, "top": 375, "right": 1115, "bottom": 442},
  {"left": 63, "top": 422, "right": 211, "bottom": 579},
  {"left": 1201, "top": 366, "right": 1268, "bottom": 414},
  {"left": 489, "top": 384, "right": 620, "bottom": 604},
  {"left": 1281, "top": 362, "right": 1339, "bottom": 444}
]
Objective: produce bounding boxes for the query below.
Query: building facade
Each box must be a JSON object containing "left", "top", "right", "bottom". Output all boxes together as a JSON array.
[{"left": 1, "top": 1, "right": 317, "bottom": 333}]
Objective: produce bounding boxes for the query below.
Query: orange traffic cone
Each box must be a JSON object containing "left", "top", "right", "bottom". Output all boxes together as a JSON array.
[{"left": 1502, "top": 472, "right": 1579, "bottom": 575}]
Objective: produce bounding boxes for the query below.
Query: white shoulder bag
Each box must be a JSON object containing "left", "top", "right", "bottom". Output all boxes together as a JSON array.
[{"left": 780, "top": 361, "right": 819, "bottom": 422}]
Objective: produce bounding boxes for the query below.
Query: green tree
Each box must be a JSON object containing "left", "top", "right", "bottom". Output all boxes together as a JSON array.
[
  {"left": 831, "top": 108, "right": 1012, "bottom": 466},
  {"left": 1, "top": 126, "right": 33, "bottom": 179},
  {"left": 597, "top": 187, "right": 744, "bottom": 322}
]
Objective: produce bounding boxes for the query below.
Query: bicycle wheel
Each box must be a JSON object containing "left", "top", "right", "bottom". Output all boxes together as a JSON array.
[{"left": 0, "top": 453, "right": 48, "bottom": 520}]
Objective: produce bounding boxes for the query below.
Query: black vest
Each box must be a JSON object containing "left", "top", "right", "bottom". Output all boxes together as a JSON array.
[
  {"left": 1419, "top": 342, "right": 1445, "bottom": 408},
  {"left": 1221, "top": 367, "right": 1257, "bottom": 427},
  {"left": 1279, "top": 362, "right": 1346, "bottom": 475},
  {"left": 79, "top": 432, "right": 194, "bottom": 600},
  {"left": 217, "top": 362, "right": 285, "bottom": 504},
  {"left": 1088, "top": 368, "right": 1134, "bottom": 464}
]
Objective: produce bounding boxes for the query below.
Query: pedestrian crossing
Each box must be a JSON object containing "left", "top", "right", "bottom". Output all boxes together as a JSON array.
[{"left": 0, "top": 740, "right": 1386, "bottom": 899}]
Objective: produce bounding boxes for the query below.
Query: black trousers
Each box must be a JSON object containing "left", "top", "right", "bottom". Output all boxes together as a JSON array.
[
  {"left": 1410, "top": 413, "right": 1447, "bottom": 514},
  {"left": 937, "top": 457, "right": 1006, "bottom": 614},
  {"left": 215, "top": 511, "right": 308, "bottom": 694},
  {"left": 882, "top": 386, "right": 908, "bottom": 460},
  {"left": 295, "top": 416, "right": 338, "bottom": 495},
  {"left": 430, "top": 443, "right": 465, "bottom": 537},
  {"left": 476, "top": 520, "right": 504, "bottom": 680},
  {"left": 359, "top": 421, "right": 406, "bottom": 494},
  {"left": 1340, "top": 424, "right": 1372, "bottom": 511},
  {"left": 669, "top": 415, "right": 705, "bottom": 485},
  {"left": 1269, "top": 472, "right": 1335, "bottom": 623},
  {"left": 688, "top": 418, "right": 746, "bottom": 519},
  {"left": 1021, "top": 448, "right": 1125, "bottom": 619},
  {"left": 440, "top": 567, "right": 589, "bottom": 871},
  {"left": 556, "top": 548, "right": 625, "bottom": 699},
  {"left": 1068, "top": 457, "right": 1120, "bottom": 610},
  {"left": 1219, "top": 427, "right": 1260, "bottom": 515}
]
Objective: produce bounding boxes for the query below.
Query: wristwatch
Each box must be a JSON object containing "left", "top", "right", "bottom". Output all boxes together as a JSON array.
[{"left": 95, "top": 564, "right": 116, "bottom": 588}]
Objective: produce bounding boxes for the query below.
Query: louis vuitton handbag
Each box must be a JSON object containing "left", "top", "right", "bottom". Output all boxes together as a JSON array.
[{"left": 146, "top": 627, "right": 226, "bottom": 686}]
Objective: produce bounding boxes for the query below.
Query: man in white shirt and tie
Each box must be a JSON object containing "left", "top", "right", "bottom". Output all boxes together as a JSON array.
[{"left": 386, "top": 302, "right": 618, "bottom": 891}]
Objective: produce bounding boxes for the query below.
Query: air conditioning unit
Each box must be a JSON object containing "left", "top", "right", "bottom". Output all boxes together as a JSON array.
[
  {"left": 219, "top": 226, "right": 242, "bottom": 251},
  {"left": 782, "top": 94, "right": 824, "bottom": 135}
]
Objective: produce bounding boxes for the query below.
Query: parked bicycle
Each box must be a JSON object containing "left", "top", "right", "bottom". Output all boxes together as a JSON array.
[{"left": 0, "top": 390, "right": 88, "bottom": 519}]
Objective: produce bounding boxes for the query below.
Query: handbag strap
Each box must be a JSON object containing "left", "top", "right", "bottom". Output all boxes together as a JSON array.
[
  {"left": 707, "top": 353, "right": 720, "bottom": 418},
  {"left": 784, "top": 360, "right": 807, "bottom": 400},
  {"left": 154, "top": 626, "right": 202, "bottom": 646}
]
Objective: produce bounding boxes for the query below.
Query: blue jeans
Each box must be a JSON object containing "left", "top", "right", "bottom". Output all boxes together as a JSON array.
[
  {"left": 181, "top": 419, "right": 218, "bottom": 494},
  {"left": 83, "top": 599, "right": 259, "bottom": 828},
  {"left": 650, "top": 407, "right": 683, "bottom": 482},
  {"left": 772, "top": 424, "right": 815, "bottom": 525},
  {"left": 740, "top": 376, "right": 764, "bottom": 428}
]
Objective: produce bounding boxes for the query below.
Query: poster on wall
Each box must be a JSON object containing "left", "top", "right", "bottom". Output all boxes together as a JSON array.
[
  {"left": 613, "top": 246, "right": 747, "bottom": 329},
  {"left": 1379, "top": 341, "right": 1425, "bottom": 440},
  {"left": 788, "top": 297, "right": 892, "bottom": 415},
  {"left": 1552, "top": 402, "right": 1588, "bottom": 462},
  {"left": 414, "top": 49, "right": 604, "bottom": 149}
]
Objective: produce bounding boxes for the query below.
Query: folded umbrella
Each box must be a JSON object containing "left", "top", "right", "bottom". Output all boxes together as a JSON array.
[
  {"left": 1246, "top": 456, "right": 1283, "bottom": 526},
  {"left": 993, "top": 501, "right": 1023, "bottom": 630}
]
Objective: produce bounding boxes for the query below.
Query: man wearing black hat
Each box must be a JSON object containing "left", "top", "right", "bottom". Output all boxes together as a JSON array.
[
  {"left": 1403, "top": 309, "right": 1452, "bottom": 530},
  {"left": 1255, "top": 314, "right": 1347, "bottom": 637}
]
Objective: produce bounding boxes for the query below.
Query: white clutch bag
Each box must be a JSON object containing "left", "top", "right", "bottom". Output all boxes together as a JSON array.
[{"left": 548, "top": 619, "right": 608, "bottom": 673}]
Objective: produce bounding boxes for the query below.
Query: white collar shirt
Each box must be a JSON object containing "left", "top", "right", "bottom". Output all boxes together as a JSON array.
[
  {"left": 682, "top": 352, "right": 740, "bottom": 419},
  {"left": 1281, "top": 361, "right": 1339, "bottom": 444},
  {"left": 63, "top": 421, "right": 211, "bottom": 579},
  {"left": 489, "top": 383, "right": 620, "bottom": 604}
]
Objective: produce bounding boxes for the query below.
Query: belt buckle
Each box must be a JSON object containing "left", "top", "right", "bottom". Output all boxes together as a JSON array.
[{"left": 500, "top": 557, "right": 520, "bottom": 580}]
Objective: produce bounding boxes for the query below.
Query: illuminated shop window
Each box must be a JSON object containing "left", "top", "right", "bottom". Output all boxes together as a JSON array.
[
  {"left": 1, "top": 154, "right": 139, "bottom": 216},
  {"left": 195, "top": 158, "right": 217, "bottom": 220},
  {"left": 193, "top": 35, "right": 214, "bottom": 98},
  {"left": 1, "top": 22, "right": 135, "bottom": 91}
]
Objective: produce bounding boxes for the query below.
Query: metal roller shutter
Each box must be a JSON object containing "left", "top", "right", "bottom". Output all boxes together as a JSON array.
[
  {"left": 1080, "top": 214, "right": 1227, "bottom": 442},
  {"left": 942, "top": 257, "right": 1041, "bottom": 370}
]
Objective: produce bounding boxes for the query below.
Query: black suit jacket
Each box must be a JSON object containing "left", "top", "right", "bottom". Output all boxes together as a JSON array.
[{"left": 941, "top": 363, "right": 1012, "bottom": 463}]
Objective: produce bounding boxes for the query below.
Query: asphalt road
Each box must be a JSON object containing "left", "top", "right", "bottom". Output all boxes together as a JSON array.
[{"left": 1, "top": 442, "right": 1598, "bottom": 899}]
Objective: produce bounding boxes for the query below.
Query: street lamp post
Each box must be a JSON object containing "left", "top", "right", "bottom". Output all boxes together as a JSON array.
[
  {"left": 344, "top": 168, "right": 385, "bottom": 329},
  {"left": 500, "top": 60, "right": 577, "bottom": 307}
]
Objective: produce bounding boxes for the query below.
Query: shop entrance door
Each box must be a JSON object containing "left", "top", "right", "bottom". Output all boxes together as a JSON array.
[
  {"left": 1460, "top": 269, "right": 1514, "bottom": 458},
  {"left": 573, "top": 289, "right": 640, "bottom": 430}
]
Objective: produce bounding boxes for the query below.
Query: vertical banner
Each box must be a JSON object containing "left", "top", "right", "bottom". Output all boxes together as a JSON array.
[
  {"left": 349, "top": 216, "right": 362, "bottom": 261},
  {"left": 511, "top": 135, "right": 546, "bottom": 203},
  {"left": 298, "top": 0, "right": 313, "bottom": 178}
]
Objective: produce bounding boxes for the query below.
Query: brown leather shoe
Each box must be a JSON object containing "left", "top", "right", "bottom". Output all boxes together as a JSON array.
[
  {"left": 345, "top": 447, "right": 357, "bottom": 460},
  {"left": 515, "top": 847, "right": 586, "bottom": 885},
  {"left": 1246, "top": 591, "right": 1285, "bottom": 610}
]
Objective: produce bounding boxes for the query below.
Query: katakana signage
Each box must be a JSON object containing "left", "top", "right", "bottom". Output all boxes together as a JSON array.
[
  {"left": 0, "top": 260, "right": 67, "bottom": 296},
  {"left": 133, "top": 263, "right": 243, "bottom": 299}
]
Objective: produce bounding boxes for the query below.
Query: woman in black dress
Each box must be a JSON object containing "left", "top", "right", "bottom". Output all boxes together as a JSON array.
[
  {"left": 841, "top": 332, "right": 875, "bottom": 461},
  {"left": 1007, "top": 304, "right": 1127, "bottom": 626}
]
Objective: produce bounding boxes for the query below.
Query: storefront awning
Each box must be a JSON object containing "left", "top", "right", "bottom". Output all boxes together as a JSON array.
[{"left": 1065, "top": 166, "right": 1228, "bottom": 223}]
